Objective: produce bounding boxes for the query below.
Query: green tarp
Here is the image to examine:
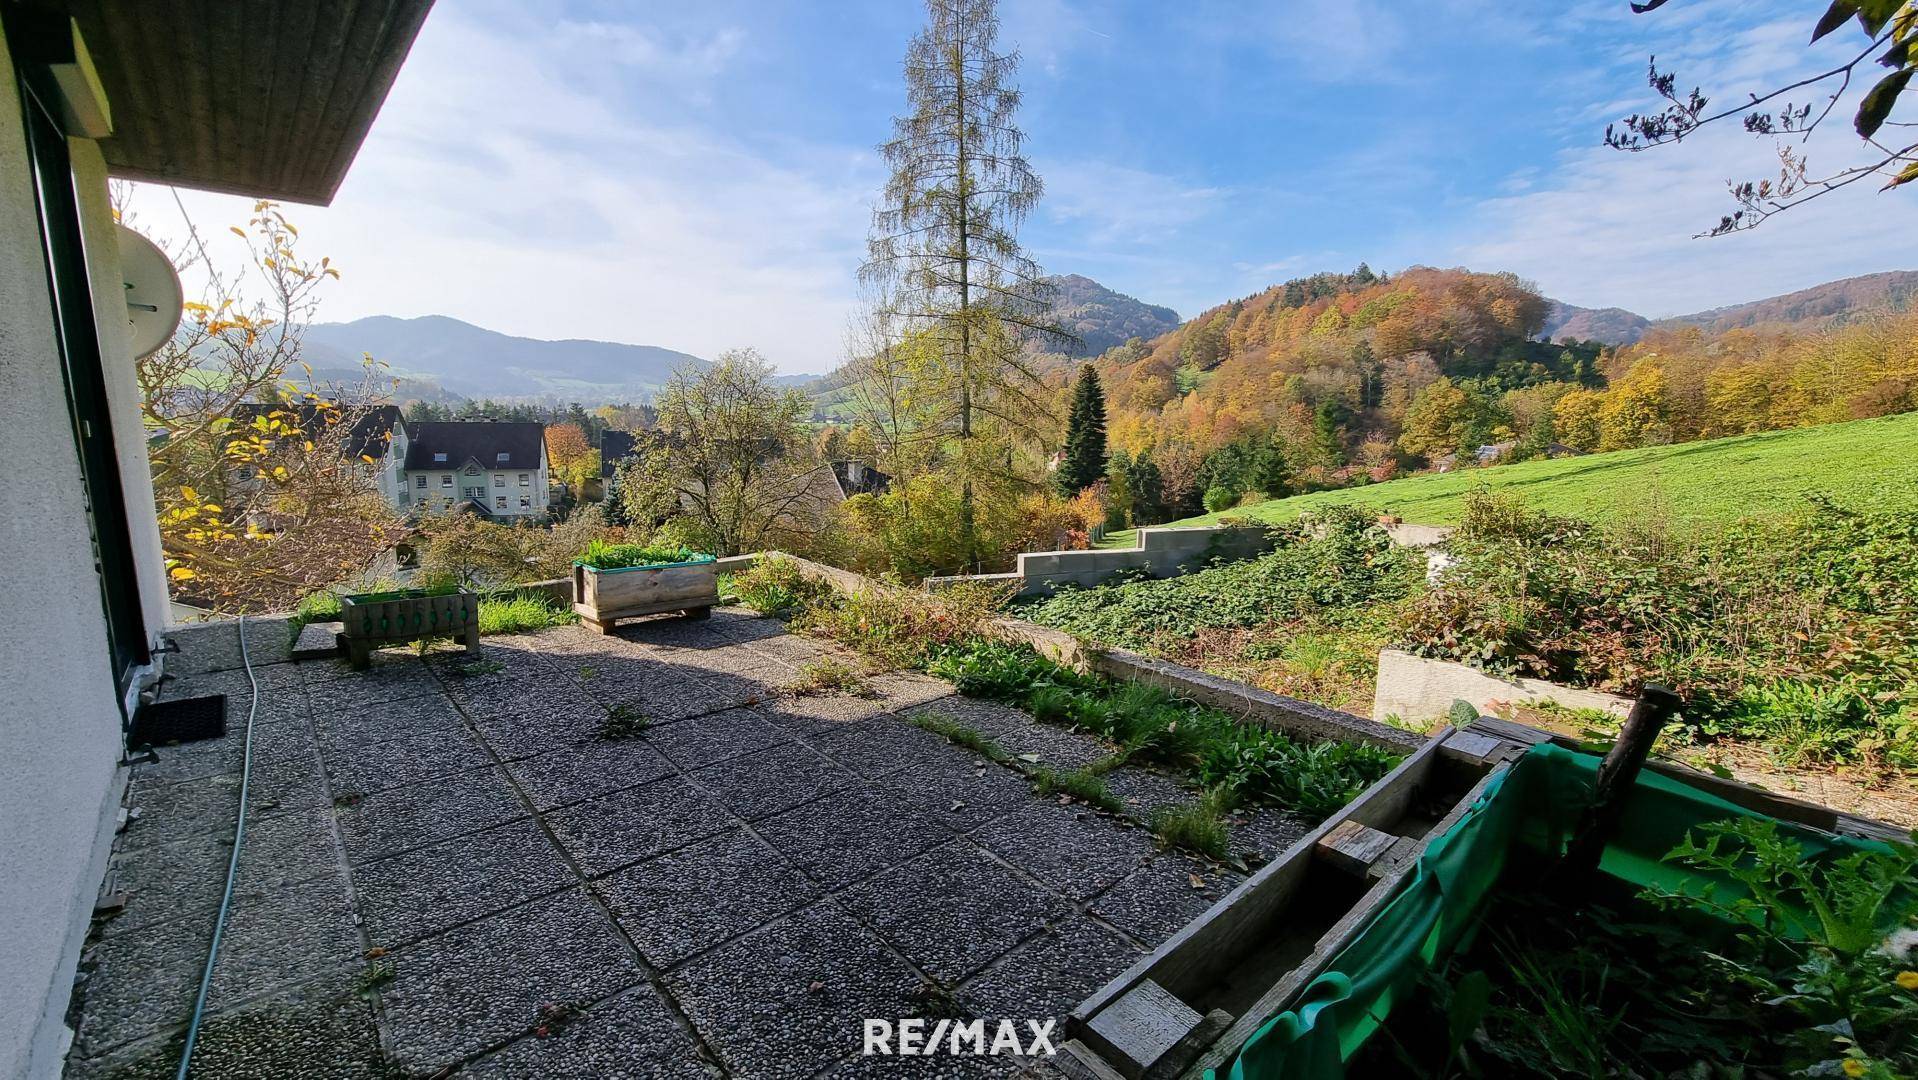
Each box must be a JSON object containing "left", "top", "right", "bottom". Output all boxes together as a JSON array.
[{"left": 1216, "top": 742, "right": 1887, "bottom": 1080}]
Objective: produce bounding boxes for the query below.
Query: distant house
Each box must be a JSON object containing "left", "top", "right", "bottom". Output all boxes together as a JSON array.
[
  {"left": 600, "top": 428, "right": 637, "bottom": 479},
  {"left": 228, "top": 403, "right": 408, "bottom": 505},
  {"left": 830, "top": 459, "right": 891, "bottom": 498},
  {"left": 400, "top": 421, "right": 551, "bottom": 519},
  {"left": 1475, "top": 440, "right": 1584, "bottom": 467}
]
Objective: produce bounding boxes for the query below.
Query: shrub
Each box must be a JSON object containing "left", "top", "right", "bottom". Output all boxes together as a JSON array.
[
  {"left": 1203, "top": 486, "right": 1240, "bottom": 513},
  {"left": 476, "top": 594, "right": 576, "bottom": 635},
  {"left": 725, "top": 555, "right": 834, "bottom": 616},
  {"left": 795, "top": 581, "right": 1010, "bottom": 670}
]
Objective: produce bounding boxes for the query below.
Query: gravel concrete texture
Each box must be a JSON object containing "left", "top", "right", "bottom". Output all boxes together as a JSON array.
[
  {"left": 459, "top": 983, "right": 713, "bottom": 1080},
  {"left": 960, "top": 917, "right": 1144, "bottom": 1030},
  {"left": 503, "top": 736, "right": 678, "bottom": 810},
  {"left": 595, "top": 827, "right": 820, "bottom": 969},
  {"left": 380, "top": 888, "right": 643, "bottom": 1071},
  {"left": 690, "top": 741, "right": 857, "bottom": 822},
  {"left": 972, "top": 804, "right": 1157, "bottom": 901},
  {"left": 669, "top": 902, "right": 926, "bottom": 1080},
  {"left": 838, "top": 841, "right": 1073, "bottom": 983},
  {"left": 754, "top": 786, "right": 956, "bottom": 889},
  {"left": 68, "top": 611, "right": 1315, "bottom": 1079},
  {"left": 352, "top": 817, "right": 573, "bottom": 948},
  {"left": 544, "top": 774, "right": 733, "bottom": 877},
  {"left": 1088, "top": 855, "right": 1244, "bottom": 944}
]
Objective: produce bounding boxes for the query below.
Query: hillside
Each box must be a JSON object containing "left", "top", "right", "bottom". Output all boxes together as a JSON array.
[
  {"left": 1662, "top": 269, "right": 1918, "bottom": 334},
  {"left": 302, "top": 315, "right": 708, "bottom": 402},
  {"left": 1044, "top": 274, "right": 1180, "bottom": 356},
  {"left": 1540, "top": 270, "right": 1918, "bottom": 345},
  {"left": 1541, "top": 301, "right": 1650, "bottom": 345},
  {"left": 1145, "top": 411, "right": 1918, "bottom": 532}
]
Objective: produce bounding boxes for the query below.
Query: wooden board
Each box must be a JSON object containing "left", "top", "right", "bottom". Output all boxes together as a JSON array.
[{"left": 574, "top": 562, "right": 719, "bottom": 631}]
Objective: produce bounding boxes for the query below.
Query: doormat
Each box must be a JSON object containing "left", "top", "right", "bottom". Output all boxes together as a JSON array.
[{"left": 130, "top": 694, "right": 227, "bottom": 746}]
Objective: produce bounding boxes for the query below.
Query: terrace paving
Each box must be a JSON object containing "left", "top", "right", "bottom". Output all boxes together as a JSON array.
[{"left": 65, "top": 608, "right": 1301, "bottom": 1079}]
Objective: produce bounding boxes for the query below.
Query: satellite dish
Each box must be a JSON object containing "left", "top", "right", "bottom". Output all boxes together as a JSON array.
[{"left": 116, "top": 223, "right": 182, "bottom": 358}]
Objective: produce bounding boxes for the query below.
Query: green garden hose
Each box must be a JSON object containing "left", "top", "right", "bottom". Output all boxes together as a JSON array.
[{"left": 175, "top": 613, "right": 261, "bottom": 1079}]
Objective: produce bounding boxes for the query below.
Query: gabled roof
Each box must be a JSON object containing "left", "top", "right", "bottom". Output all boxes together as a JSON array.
[
  {"left": 600, "top": 429, "right": 637, "bottom": 478},
  {"left": 402, "top": 421, "right": 545, "bottom": 471},
  {"left": 230, "top": 403, "right": 403, "bottom": 460}
]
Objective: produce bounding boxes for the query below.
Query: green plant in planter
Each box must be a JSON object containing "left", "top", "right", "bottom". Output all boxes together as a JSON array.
[
  {"left": 576, "top": 538, "right": 707, "bottom": 569},
  {"left": 1640, "top": 818, "right": 1918, "bottom": 1077}
]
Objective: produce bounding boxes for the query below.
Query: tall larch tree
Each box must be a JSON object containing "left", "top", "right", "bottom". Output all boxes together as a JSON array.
[
  {"left": 859, "top": 0, "right": 1065, "bottom": 571},
  {"left": 1056, "top": 365, "right": 1108, "bottom": 495}
]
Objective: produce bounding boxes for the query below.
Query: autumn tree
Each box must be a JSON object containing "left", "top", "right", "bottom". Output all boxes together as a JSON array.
[
  {"left": 1609, "top": 1, "right": 1918, "bottom": 233},
  {"left": 131, "top": 200, "right": 403, "bottom": 611},
  {"left": 616, "top": 350, "right": 827, "bottom": 556},
  {"left": 1056, "top": 365, "right": 1108, "bottom": 495},
  {"left": 859, "top": 0, "right": 1065, "bottom": 570},
  {"left": 544, "top": 422, "right": 598, "bottom": 495}
]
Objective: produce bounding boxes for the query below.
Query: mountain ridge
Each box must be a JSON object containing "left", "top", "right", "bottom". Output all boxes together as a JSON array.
[{"left": 1542, "top": 269, "right": 1918, "bottom": 345}]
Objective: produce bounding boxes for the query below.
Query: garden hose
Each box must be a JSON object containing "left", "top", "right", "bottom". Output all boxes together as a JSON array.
[{"left": 175, "top": 613, "right": 260, "bottom": 1080}]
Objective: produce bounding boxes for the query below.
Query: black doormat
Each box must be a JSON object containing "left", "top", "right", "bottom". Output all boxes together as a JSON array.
[{"left": 130, "top": 695, "right": 227, "bottom": 746}]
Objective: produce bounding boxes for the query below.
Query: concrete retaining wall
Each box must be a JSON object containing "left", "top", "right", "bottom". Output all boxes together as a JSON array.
[
  {"left": 927, "top": 525, "right": 1276, "bottom": 597},
  {"left": 763, "top": 553, "right": 1419, "bottom": 753},
  {"left": 1371, "top": 647, "right": 1633, "bottom": 728}
]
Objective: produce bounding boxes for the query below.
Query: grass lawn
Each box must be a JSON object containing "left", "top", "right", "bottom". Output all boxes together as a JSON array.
[{"left": 1153, "top": 411, "right": 1918, "bottom": 530}]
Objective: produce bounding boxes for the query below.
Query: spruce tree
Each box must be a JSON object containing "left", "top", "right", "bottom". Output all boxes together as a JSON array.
[{"left": 1056, "top": 365, "right": 1108, "bottom": 496}]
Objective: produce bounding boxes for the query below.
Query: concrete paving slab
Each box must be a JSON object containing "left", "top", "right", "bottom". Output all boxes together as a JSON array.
[
  {"left": 105, "top": 806, "right": 339, "bottom": 936},
  {"left": 1088, "top": 856, "right": 1243, "bottom": 946},
  {"left": 461, "top": 983, "right": 713, "bottom": 1079},
  {"left": 319, "top": 722, "right": 494, "bottom": 796},
  {"left": 669, "top": 902, "right": 925, "bottom": 1080},
  {"left": 504, "top": 737, "right": 677, "bottom": 811},
  {"left": 872, "top": 753, "right": 1036, "bottom": 832},
  {"left": 544, "top": 775, "right": 733, "bottom": 877},
  {"left": 690, "top": 741, "right": 856, "bottom": 822},
  {"left": 805, "top": 716, "right": 954, "bottom": 778},
  {"left": 961, "top": 917, "right": 1144, "bottom": 1031},
  {"left": 595, "top": 827, "right": 820, "bottom": 969},
  {"left": 972, "top": 805, "right": 1155, "bottom": 901},
  {"left": 334, "top": 766, "right": 528, "bottom": 863},
  {"left": 381, "top": 888, "right": 643, "bottom": 1072},
  {"left": 755, "top": 787, "right": 954, "bottom": 890},
  {"left": 643, "top": 707, "right": 793, "bottom": 771},
  {"left": 839, "top": 841, "right": 1072, "bottom": 983},
  {"left": 353, "top": 817, "right": 573, "bottom": 948}
]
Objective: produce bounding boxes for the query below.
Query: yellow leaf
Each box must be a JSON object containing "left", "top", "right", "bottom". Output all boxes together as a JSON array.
[
  {"left": 169, "top": 567, "right": 197, "bottom": 580},
  {"left": 180, "top": 485, "right": 199, "bottom": 502},
  {"left": 229, "top": 226, "right": 245, "bottom": 238}
]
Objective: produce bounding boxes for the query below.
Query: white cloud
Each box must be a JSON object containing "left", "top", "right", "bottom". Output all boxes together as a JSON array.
[
  {"left": 1040, "top": 160, "right": 1225, "bottom": 245},
  {"left": 122, "top": 3, "right": 873, "bottom": 375}
]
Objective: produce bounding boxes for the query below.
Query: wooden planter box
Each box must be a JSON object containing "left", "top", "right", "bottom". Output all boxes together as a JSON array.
[
  {"left": 340, "top": 587, "right": 480, "bottom": 668},
  {"left": 573, "top": 554, "right": 719, "bottom": 634}
]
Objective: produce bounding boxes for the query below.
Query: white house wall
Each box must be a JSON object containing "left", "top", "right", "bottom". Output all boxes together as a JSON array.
[{"left": 0, "top": 26, "right": 134, "bottom": 1079}]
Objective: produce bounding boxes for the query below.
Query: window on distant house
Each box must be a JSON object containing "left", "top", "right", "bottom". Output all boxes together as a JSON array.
[
  {"left": 464, "top": 486, "right": 484, "bottom": 499},
  {"left": 493, "top": 475, "right": 504, "bottom": 488},
  {"left": 440, "top": 475, "right": 453, "bottom": 487},
  {"left": 496, "top": 452, "right": 510, "bottom": 463},
  {"left": 494, "top": 496, "right": 507, "bottom": 509},
  {"left": 433, "top": 452, "right": 447, "bottom": 463},
  {"left": 464, "top": 465, "right": 479, "bottom": 475},
  {"left": 519, "top": 496, "right": 531, "bottom": 509},
  {"left": 415, "top": 475, "right": 426, "bottom": 489},
  {"left": 518, "top": 473, "right": 529, "bottom": 486}
]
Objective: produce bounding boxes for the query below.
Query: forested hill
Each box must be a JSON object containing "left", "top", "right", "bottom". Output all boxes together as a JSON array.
[
  {"left": 1541, "top": 269, "right": 1918, "bottom": 345},
  {"left": 1043, "top": 274, "right": 1180, "bottom": 356}
]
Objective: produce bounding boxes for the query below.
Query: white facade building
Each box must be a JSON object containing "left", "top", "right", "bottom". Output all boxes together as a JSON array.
[{"left": 397, "top": 421, "right": 552, "bottom": 519}]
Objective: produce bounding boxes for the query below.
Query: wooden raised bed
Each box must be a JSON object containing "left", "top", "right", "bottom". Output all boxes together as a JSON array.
[
  {"left": 1057, "top": 727, "right": 1516, "bottom": 1080},
  {"left": 573, "top": 553, "right": 719, "bottom": 634},
  {"left": 340, "top": 587, "right": 479, "bottom": 669}
]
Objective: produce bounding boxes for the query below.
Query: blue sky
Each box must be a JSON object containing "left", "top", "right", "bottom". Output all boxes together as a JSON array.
[{"left": 130, "top": 0, "right": 1914, "bottom": 374}]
